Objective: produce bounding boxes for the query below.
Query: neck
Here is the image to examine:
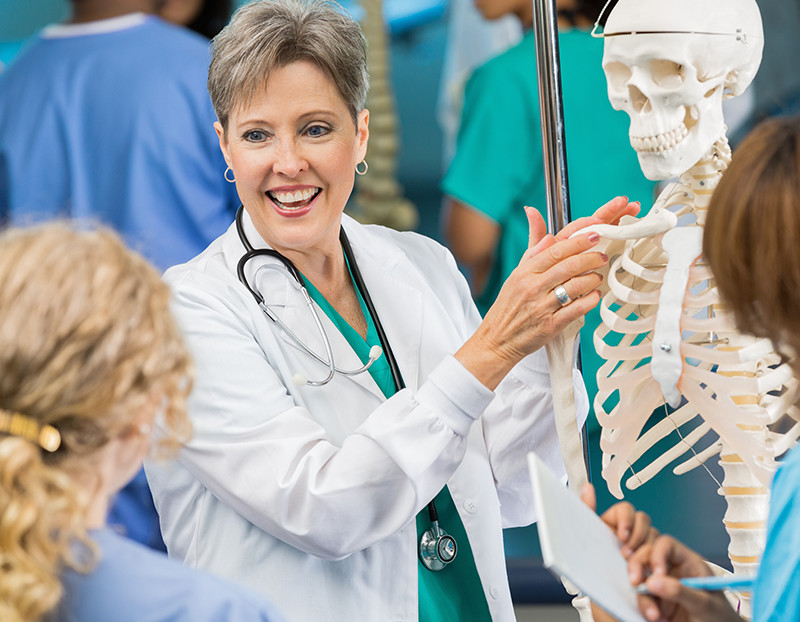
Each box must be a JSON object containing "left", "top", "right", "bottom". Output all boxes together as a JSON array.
[
  {"left": 68, "top": 1, "right": 157, "bottom": 24},
  {"left": 679, "top": 136, "right": 731, "bottom": 226},
  {"left": 290, "top": 244, "right": 348, "bottom": 296},
  {"left": 84, "top": 492, "right": 111, "bottom": 529}
]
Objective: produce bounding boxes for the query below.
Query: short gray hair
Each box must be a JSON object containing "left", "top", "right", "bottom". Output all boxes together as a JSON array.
[{"left": 209, "top": 0, "right": 369, "bottom": 132}]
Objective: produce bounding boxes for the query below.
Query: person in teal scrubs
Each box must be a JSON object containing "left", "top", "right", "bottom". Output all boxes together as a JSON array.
[{"left": 441, "top": 0, "right": 658, "bottom": 562}]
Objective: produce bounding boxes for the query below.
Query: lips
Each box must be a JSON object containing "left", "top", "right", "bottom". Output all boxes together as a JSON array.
[{"left": 268, "top": 187, "right": 321, "bottom": 210}]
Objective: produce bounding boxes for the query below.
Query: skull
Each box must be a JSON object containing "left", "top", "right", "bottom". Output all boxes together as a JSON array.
[{"left": 602, "top": 0, "right": 763, "bottom": 180}]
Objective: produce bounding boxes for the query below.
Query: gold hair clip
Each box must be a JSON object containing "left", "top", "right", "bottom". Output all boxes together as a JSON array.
[{"left": 0, "top": 409, "right": 62, "bottom": 452}]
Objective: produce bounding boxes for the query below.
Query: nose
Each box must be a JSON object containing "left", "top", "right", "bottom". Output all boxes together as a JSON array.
[
  {"left": 272, "top": 139, "right": 307, "bottom": 177},
  {"left": 628, "top": 84, "right": 651, "bottom": 114}
]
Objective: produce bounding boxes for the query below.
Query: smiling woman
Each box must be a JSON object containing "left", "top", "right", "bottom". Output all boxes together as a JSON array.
[
  {"left": 144, "top": 1, "right": 639, "bottom": 621},
  {"left": 214, "top": 60, "right": 369, "bottom": 275}
]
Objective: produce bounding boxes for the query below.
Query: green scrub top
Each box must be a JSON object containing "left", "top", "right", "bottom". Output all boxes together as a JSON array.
[{"left": 301, "top": 259, "right": 492, "bottom": 622}]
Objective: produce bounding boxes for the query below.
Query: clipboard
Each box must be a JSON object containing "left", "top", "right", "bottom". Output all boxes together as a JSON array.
[{"left": 528, "top": 451, "right": 647, "bottom": 622}]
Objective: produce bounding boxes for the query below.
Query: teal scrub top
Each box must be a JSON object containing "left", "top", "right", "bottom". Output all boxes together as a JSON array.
[{"left": 302, "top": 259, "right": 492, "bottom": 621}]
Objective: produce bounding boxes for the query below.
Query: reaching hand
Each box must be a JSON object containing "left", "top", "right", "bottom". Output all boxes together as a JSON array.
[
  {"left": 580, "top": 484, "right": 658, "bottom": 560},
  {"left": 551, "top": 195, "right": 641, "bottom": 242},
  {"left": 455, "top": 205, "right": 608, "bottom": 389},
  {"left": 627, "top": 536, "right": 742, "bottom": 622}
]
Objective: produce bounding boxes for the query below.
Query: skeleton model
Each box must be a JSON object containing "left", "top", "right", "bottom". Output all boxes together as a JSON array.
[
  {"left": 564, "top": 0, "right": 800, "bottom": 613},
  {"left": 350, "top": 0, "right": 418, "bottom": 231}
]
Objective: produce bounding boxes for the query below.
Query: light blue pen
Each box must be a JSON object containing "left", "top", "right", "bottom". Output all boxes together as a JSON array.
[{"left": 635, "top": 575, "right": 756, "bottom": 594}]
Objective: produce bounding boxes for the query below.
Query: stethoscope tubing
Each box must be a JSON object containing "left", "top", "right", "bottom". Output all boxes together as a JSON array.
[
  {"left": 235, "top": 206, "right": 443, "bottom": 548},
  {"left": 235, "top": 207, "right": 386, "bottom": 385}
]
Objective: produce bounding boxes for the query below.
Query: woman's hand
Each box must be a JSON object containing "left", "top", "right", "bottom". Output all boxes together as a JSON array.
[
  {"left": 628, "top": 536, "right": 742, "bottom": 622},
  {"left": 456, "top": 201, "right": 617, "bottom": 389},
  {"left": 580, "top": 484, "right": 658, "bottom": 560},
  {"left": 555, "top": 195, "right": 641, "bottom": 241}
]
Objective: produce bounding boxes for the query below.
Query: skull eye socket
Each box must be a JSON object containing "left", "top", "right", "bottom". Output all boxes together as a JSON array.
[
  {"left": 604, "top": 61, "right": 632, "bottom": 92},
  {"left": 649, "top": 60, "right": 685, "bottom": 89}
]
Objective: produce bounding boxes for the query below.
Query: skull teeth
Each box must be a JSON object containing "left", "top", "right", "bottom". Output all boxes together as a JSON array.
[{"left": 631, "top": 124, "right": 689, "bottom": 154}]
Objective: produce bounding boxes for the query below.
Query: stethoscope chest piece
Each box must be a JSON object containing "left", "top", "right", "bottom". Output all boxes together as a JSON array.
[{"left": 419, "top": 520, "right": 457, "bottom": 572}]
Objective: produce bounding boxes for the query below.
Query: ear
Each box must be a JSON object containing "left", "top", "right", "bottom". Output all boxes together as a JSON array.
[
  {"left": 355, "top": 108, "right": 369, "bottom": 163},
  {"left": 214, "top": 121, "right": 232, "bottom": 167}
]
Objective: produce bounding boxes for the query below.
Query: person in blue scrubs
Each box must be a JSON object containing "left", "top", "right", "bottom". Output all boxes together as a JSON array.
[
  {"left": 0, "top": 223, "right": 284, "bottom": 622},
  {"left": 594, "top": 115, "right": 800, "bottom": 622},
  {"left": 0, "top": 0, "right": 241, "bottom": 551},
  {"left": 0, "top": 0, "right": 239, "bottom": 270}
]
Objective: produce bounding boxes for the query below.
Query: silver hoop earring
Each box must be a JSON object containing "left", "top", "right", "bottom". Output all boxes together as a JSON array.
[
  {"left": 224, "top": 166, "right": 236, "bottom": 183},
  {"left": 355, "top": 160, "right": 368, "bottom": 176}
]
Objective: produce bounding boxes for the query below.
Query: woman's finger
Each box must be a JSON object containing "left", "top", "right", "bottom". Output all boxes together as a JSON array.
[
  {"left": 550, "top": 289, "right": 602, "bottom": 330},
  {"left": 525, "top": 205, "right": 548, "bottom": 250},
  {"left": 555, "top": 196, "right": 640, "bottom": 241},
  {"left": 523, "top": 230, "right": 603, "bottom": 275},
  {"left": 626, "top": 513, "right": 657, "bottom": 557},
  {"left": 548, "top": 273, "right": 603, "bottom": 311}
]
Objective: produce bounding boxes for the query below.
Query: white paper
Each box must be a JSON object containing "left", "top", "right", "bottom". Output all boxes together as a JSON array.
[{"left": 528, "top": 452, "right": 647, "bottom": 622}]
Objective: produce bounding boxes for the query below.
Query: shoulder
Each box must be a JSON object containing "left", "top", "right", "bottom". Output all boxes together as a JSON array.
[
  {"left": 162, "top": 224, "right": 270, "bottom": 337},
  {"left": 343, "top": 215, "right": 456, "bottom": 271},
  {"left": 461, "top": 33, "right": 538, "bottom": 123},
  {"left": 62, "top": 529, "right": 284, "bottom": 622},
  {"left": 165, "top": 224, "right": 238, "bottom": 286},
  {"left": 467, "top": 31, "right": 536, "bottom": 92},
  {"left": 137, "top": 17, "right": 211, "bottom": 55},
  {"left": 341, "top": 216, "right": 472, "bottom": 315}
]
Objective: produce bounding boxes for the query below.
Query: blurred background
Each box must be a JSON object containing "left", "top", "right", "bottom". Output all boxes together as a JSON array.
[{"left": 9, "top": 0, "right": 793, "bottom": 612}]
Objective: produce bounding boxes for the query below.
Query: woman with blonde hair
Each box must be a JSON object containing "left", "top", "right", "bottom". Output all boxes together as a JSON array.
[{"left": 0, "top": 223, "right": 284, "bottom": 622}]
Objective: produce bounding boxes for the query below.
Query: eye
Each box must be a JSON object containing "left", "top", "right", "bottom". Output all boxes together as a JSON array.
[
  {"left": 243, "top": 130, "right": 268, "bottom": 142},
  {"left": 649, "top": 60, "right": 686, "bottom": 89},
  {"left": 305, "top": 124, "right": 331, "bottom": 138}
]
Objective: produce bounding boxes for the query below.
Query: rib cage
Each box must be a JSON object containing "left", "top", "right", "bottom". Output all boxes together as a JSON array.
[{"left": 585, "top": 137, "right": 800, "bottom": 615}]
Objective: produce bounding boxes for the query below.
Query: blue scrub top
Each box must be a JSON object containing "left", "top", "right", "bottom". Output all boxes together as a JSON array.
[{"left": 58, "top": 528, "right": 285, "bottom": 622}]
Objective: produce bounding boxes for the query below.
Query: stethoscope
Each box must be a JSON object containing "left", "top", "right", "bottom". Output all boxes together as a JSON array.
[{"left": 234, "top": 206, "right": 457, "bottom": 572}]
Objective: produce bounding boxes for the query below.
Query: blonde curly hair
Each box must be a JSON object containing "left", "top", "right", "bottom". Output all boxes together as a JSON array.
[{"left": 0, "top": 223, "right": 193, "bottom": 622}]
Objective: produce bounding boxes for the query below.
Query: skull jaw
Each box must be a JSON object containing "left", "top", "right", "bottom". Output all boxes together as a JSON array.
[{"left": 629, "top": 101, "right": 727, "bottom": 181}]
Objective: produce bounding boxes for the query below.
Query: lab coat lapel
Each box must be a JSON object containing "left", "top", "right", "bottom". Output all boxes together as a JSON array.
[{"left": 343, "top": 219, "right": 423, "bottom": 392}]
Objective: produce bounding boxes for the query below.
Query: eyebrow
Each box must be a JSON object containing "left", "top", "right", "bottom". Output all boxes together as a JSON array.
[{"left": 235, "top": 109, "right": 339, "bottom": 127}]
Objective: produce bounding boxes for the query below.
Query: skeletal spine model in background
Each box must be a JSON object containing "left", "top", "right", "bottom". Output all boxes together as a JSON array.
[
  {"left": 350, "top": 0, "right": 418, "bottom": 231},
  {"left": 562, "top": 0, "right": 800, "bottom": 616}
]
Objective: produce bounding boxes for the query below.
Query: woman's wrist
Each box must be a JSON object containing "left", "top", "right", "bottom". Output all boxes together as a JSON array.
[{"left": 454, "top": 333, "right": 519, "bottom": 391}]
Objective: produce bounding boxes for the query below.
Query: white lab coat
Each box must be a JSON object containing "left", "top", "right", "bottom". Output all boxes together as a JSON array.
[{"left": 146, "top": 211, "right": 588, "bottom": 622}]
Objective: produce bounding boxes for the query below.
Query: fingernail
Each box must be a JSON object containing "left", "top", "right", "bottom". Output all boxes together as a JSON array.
[
  {"left": 588, "top": 232, "right": 600, "bottom": 243},
  {"left": 645, "top": 606, "right": 659, "bottom": 621},
  {"left": 601, "top": 253, "right": 608, "bottom": 262}
]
